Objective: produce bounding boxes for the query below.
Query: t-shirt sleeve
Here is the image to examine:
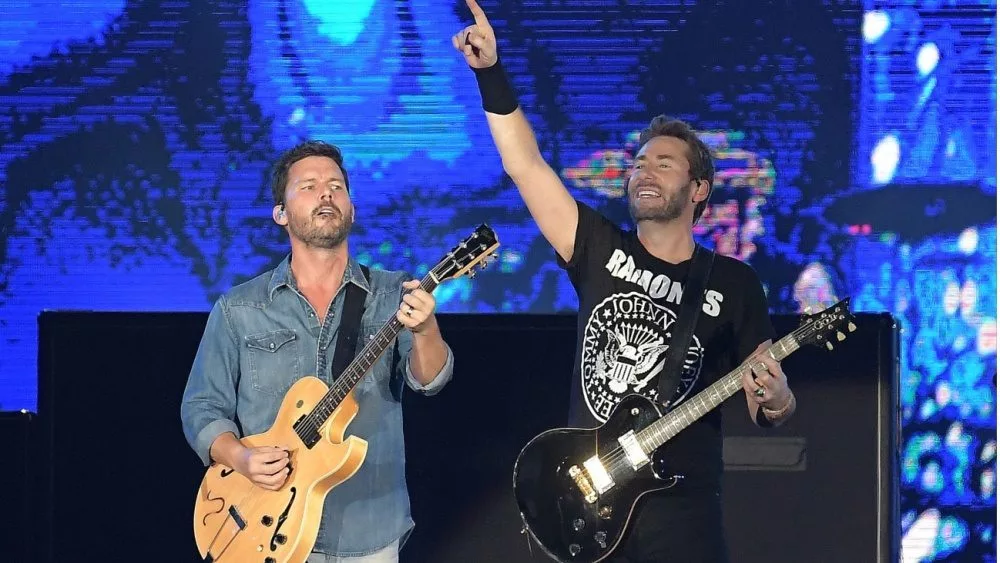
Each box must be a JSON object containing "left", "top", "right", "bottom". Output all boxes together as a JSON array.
[
  {"left": 556, "top": 200, "right": 624, "bottom": 290},
  {"left": 734, "top": 263, "right": 777, "bottom": 364}
]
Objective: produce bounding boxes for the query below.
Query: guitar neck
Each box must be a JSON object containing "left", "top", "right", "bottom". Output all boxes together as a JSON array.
[
  {"left": 306, "top": 273, "right": 439, "bottom": 424},
  {"left": 635, "top": 333, "right": 801, "bottom": 454}
]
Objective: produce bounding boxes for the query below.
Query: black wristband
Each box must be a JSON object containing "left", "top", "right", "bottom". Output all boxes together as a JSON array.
[{"left": 472, "top": 57, "right": 519, "bottom": 115}]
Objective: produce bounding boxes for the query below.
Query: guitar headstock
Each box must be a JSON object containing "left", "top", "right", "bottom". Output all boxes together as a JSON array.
[
  {"left": 430, "top": 224, "right": 500, "bottom": 282},
  {"left": 795, "top": 297, "right": 856, "bottom": 351}
]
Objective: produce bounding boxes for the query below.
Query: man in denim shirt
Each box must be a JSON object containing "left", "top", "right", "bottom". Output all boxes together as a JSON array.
[{"left": 180, "top": 140, "right": 454, "bottom": 562}]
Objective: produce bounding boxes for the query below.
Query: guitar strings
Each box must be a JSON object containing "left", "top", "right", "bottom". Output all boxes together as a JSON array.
[
  {"left": 293, "top": 276, "right": 438, "bottom": 440},
  {"left": 592, "top": 320, "right": 825, "bottom": 478}
]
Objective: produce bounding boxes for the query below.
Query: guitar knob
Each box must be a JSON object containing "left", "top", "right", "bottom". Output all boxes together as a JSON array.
[
  {"left": 569, "top": 543, "right": 581, "bottom": 556},
  {"left": 275, "top": 534, "right": 287, "bottom": 545},
  {"left": 598, "top": 505, "right": 612, "bottom": 519},
  {"left": 572, "top": 518, "right": 585, "bottom": 531},
  {"left": 594, "top": 531, "right": 607, "bottom": 548},
  {"left": 261, "top": 515, "right": 274, "bottom": 526}
]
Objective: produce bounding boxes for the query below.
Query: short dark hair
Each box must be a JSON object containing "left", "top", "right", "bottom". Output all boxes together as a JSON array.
[
  {"left": 270, "top": 140, "right": 350, "bottom": 206},
  {"left": 636, "top": 115, "right": 715, "bottom": 223}
]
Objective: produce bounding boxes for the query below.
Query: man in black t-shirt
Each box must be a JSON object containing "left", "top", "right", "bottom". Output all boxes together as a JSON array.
[{"left": 453, "top": 2, "right": 797, "bottom": 561}]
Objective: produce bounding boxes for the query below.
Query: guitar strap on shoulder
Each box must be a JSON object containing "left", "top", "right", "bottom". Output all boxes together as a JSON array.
[
  {"left": 330, "top": 264, "right": 370, "bottom": 382},
  {"left": 656, "top": 244, "right": 715, "bottom": 411}
]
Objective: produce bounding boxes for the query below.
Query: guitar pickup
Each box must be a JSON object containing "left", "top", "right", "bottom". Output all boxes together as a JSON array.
[
  {"left": 617, "top": 430, "right": 650, "bottom": 470},
  {"left": 582, "top": 457, "right": 615, "bottom": 495}
]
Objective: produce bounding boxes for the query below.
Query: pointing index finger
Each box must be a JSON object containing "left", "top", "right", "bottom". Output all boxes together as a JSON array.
[{"left": 465, "top": 0, "right": 490, "bottom": 28}]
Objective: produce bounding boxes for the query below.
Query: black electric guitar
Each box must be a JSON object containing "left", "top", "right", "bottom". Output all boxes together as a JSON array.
[{"left": 512, "top": 299, "right": 856, "bottom": 563}]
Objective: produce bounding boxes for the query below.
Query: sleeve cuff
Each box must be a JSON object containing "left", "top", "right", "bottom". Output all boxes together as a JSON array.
[
  {"left": 194, "top": 418, "right": 242, "bottom": 466},
  {"left": 405, "top": 343, "right": 454, "bottom": 395}
]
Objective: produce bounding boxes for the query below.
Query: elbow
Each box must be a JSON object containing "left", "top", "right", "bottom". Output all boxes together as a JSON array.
[
  {"left": 500, "top": 156, "right": 527, "bottom": 180},
  {"left": 501, "top": 153, "right": 545, "bottom": 184}
]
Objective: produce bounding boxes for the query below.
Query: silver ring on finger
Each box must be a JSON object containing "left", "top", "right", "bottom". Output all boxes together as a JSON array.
[{"left": 755, "top": 386, "right": 766, "bottom": 398}]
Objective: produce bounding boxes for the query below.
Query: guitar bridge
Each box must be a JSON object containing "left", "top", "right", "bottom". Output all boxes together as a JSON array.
[
  {"left": 567, "top": 465, "right": 598, "bottom": 504},
  {"left": 568, "top": 456, "right": 615, "bottom": 505}
]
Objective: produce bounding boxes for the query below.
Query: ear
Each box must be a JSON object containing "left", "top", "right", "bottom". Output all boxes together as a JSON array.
[
  {"left": 692, "top": 179, "right": 711, "bottom": 203},
  {"left": 273, "top": 204, "right": 288, "bottom": 226}
]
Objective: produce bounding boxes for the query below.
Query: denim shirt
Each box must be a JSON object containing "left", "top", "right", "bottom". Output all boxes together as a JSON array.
[{"left": 180, "top": 255, "right": 454, "bottom": 556}]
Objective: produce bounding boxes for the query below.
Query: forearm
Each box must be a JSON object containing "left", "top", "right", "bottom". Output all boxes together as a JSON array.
[
  {"left": 209, "top": 431, "right": 247, "bottom": 468},
  {"left": 484, "top": 108, "right": 545, "bottom": 179},
  {"left": 408, "top": 324, "right": 449, "bottom": 386},
  {"left": 753, "top": 391, "right": 797, "bottom": 428}
]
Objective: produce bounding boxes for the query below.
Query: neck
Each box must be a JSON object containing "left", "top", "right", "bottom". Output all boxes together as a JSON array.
[
  {"left": 636, "top": 218, "right": 695, "bottom": 264},
  {"left": 289, "top": 240, "right": 350, "bottom": 290}
]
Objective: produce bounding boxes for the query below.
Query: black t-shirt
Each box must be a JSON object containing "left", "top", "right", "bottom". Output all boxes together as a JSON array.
[{"left": 558, "top": 201, "right": 776, "bottom": 492}]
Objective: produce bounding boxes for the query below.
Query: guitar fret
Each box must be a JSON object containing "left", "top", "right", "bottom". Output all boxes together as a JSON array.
[
  {"left": 295, "top": 275, "right": 449, "bottom": 443},
  {"left": 634, "top": 304, "right": 853, "bottom": 486},
  {"left": 290, "top": 225, "right": 499, "bottom": 445},
  {"left": 640, "top": 365, "right": 759, "bottom": 450}
]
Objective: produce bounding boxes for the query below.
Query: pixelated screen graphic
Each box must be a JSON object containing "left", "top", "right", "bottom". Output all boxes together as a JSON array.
[
  {"left": 0, "top": 1, "right": 994, "bottom": 560},
  {"left": 853, "top": 2, "right": 996, "bottom": 561}
]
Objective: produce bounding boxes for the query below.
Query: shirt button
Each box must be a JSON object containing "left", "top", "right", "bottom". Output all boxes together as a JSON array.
[{"left": 269, "top": 342, "right": 275, "bottom": 350}]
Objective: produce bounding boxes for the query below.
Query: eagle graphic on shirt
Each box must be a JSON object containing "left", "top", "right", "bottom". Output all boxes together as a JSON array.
[{"left": 581, "top": 292, "right": 704, "bottom": 422}]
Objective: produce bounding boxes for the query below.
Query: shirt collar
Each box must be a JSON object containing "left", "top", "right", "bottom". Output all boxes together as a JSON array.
[{"left": 268, "top": 253, "right": 371, "bottom": 301}]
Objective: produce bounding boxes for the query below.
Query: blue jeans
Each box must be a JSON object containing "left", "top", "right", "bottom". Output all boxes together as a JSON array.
[{"left": 307, "top": 540, "right": 399, "bottom": 563}]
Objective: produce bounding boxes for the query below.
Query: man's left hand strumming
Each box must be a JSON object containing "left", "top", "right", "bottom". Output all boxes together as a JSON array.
[
  {"left": 397, "top": 279, "right": 449, "bottom": 387},
  {"left": 741, "top": 344, "right": 796, "bottom": 426},
  {"left": 397, "top": 279, "right": 439, "bottom": 335}
]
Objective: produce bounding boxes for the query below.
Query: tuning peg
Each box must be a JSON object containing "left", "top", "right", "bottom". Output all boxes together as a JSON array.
[
  {"left": 848, "top": 322, "right": 857, "bottom": 332},
  {"left": 468, "top": 270, "right": 477, "bottom": 279},
  {"left": 836, "top": 331, "right": 846, "bottom": 341},
  {"left": 826, "top": 342, "right": 834, "bottom": 351}
]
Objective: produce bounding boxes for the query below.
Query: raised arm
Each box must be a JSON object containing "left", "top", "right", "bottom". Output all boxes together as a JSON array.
[{"left": 453, "top": 0, "right": 578, "bottom": 263}]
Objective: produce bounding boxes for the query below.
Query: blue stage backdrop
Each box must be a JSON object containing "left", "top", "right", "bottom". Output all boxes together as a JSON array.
[
  {"left": 0, "top": 1, "right": 994, "bottom": 560},
  {"left": 855, "top": 2, "right": 996, "bottom": 561}
]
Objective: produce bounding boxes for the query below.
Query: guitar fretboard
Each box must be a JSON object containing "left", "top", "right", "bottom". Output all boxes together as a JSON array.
[
  {"left": 296, "top": 275, "right": 438, "bottom": 437},
  {"left": 635, "top": 333, "right": 800, "bottom": 453}
]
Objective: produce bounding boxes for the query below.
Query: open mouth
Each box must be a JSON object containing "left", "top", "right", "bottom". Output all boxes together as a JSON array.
[
  {"left": 635, "top": 189, "right": 661, "bottom": 199},
  {"left": 315, "top": 207, "right": 339, "bottom": 217}
]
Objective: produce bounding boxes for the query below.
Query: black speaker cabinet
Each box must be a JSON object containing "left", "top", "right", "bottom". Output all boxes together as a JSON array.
[
  {"left": 720, "top": 313, "right": 900, "bottom": 563},
  {"left": 36, "top": 312, "right": 210, "bottom": 563},
  {"left": 1, "top": 410, "right": 36, "bottom": 563}
]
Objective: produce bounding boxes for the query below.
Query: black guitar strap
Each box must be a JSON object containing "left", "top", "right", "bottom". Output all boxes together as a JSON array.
[
  {"left": 656, "top": 245, "right": 715, "bottom": 411},
  {"left": 330, "top": 264, "right": 370, "bottom": 382}
]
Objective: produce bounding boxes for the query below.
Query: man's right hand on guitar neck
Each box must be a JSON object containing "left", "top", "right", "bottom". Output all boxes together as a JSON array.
[{"left": 210, "top": 432, "right": 291, "bottom": 491}]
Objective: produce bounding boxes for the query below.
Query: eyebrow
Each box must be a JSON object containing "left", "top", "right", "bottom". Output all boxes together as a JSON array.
[
  {"left": 634, "top": 154, "right": 679, "bottom": 162},
  {"left": 295, "top": 176, "right": 345, "bottom": 185}
]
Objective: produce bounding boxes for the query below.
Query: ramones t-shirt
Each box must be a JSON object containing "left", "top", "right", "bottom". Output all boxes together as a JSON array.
[{"left": 558, "top": 201, "right": 776, "bottom": 493}]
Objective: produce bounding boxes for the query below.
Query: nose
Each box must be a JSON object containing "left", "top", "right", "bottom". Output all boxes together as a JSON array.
[{"left": 630, "top": 169, "right": 652, "bottom": 191}]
